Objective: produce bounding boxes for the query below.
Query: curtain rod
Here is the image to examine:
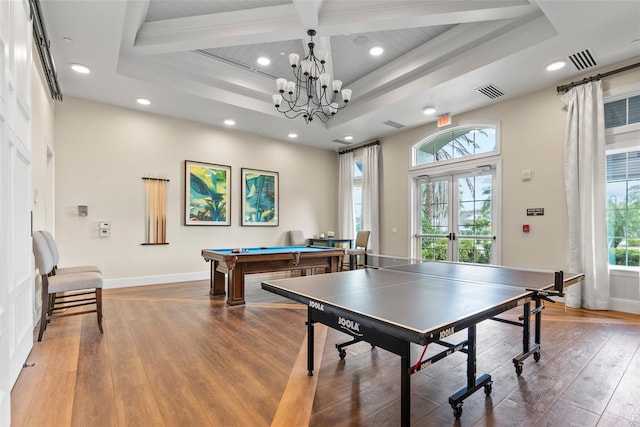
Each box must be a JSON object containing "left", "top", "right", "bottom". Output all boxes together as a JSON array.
[
  {"left": 142, "top": 177, "right": 170, "bottom": 182},
  {"left": 338, "top": 140, "right": 380, "bottom": 155},
  {"left": 556, "top": 62, "right": 640, "bottom": 94}
]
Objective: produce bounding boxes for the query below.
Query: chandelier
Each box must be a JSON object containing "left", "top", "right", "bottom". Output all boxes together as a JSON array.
[{"left": 272, "top": 29, "right": 352, "bottom": 124}]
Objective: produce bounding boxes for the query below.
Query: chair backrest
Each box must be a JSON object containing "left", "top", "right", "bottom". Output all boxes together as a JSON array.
[
  {"left": 354, "top": 230, "right": 370, "bottom": 249},
  {"left": 288, "top": 230, "right": 306, "bottom": 246},
  {"left": 32, "top": 231, "right": 55, "bottom": 276},
  {"left": 40, "top": 230, "right": 60, "bottom": 266}
]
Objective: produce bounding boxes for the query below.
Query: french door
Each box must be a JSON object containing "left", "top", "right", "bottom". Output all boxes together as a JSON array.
[{"left": 415, "top": 169, "right": 497, "bottom": 264}]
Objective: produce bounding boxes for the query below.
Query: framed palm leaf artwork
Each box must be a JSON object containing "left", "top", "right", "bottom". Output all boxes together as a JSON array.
[
  {"left": 241, "top": 168, "right": 279, "bottom": 226},
  {"left": 185, "top": 160, "right": 231, "bottom": 226}
]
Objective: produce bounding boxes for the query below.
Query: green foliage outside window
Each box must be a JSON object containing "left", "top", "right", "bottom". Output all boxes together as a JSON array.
[{"left": 606, "top": 149, "right": 640, "bottom": 267}]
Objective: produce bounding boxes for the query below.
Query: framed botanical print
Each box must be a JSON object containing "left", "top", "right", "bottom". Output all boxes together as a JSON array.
[
  {"left": 241, "top": 168, "right": 279, "bottom": 226},
  {"left": 185, "top": 160, "right": 231, "bottom": 226}
]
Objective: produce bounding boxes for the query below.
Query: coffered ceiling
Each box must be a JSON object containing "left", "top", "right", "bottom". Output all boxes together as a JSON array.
[{"left": 40, "top": 0, "right": 640, "bottom": 150}]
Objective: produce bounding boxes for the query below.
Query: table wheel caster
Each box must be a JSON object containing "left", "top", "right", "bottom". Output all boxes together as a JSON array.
[
  {"left": 452, "top": 403, "right": 463, "bottom": 418},
  {"left": 338, "top": 348, "right": 347, "bottom": 359},
  {"left": 534, "top": 351, "right": 541, "bottom": 362},
  {"left": 484, "top": 383, "right": 493, "bottom": 395},
  {"left": 514, "top": 363, "right": 523, "bottom": 376}
]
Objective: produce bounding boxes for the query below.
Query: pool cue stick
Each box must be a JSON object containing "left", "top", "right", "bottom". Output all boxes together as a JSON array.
[
  {"left": 144, "top": 178, "right": 151, "bottom": 244},
  {"left": 160, "top": 179, "right": 166, "bottom": 243},
  {"left": 154, "top": 179, "right": 159, "bottom": 243}
]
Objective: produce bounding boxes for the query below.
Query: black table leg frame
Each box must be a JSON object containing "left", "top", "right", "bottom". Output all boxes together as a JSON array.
[
  {"left": 307, "top": 310, "right": 315, "bottom": 376},
  {"left": 447, "top": 325, "right": 493, "bottom": 418}
]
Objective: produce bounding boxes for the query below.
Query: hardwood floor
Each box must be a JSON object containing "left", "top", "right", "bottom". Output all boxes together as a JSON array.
[{"left": 11, "top": 273, "right": 640, "bottom": 426}]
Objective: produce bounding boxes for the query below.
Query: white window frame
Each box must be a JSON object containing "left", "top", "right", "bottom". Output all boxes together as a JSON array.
[
  {"left": 409, "top": 121, "right": 502, "bottom": 263},
  {"left": 605, "top": 83, "right": 640, "bottom": 273}
]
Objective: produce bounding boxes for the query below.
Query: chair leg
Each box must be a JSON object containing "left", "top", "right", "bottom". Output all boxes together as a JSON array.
[
  {"left": 38, "top": 279, "right": 49, "bottom": 342},
  {"left": 96, "top": 288, "right": 103, "bottom": 333},
  {"left": 48, "top": 293, "right": 56, "bottom": 317}
]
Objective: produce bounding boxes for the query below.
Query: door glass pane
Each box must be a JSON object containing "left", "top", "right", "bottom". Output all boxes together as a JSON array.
[
  {"left": 420, "top": 180, "right": 448, "bottom": 234},
  {"left": 458, "top": 174, "right": 493, "bottom": 264},
  {"left": 420, "top": 179, "right": 450, "bottom": 261},
  {"left": 458, "top": 238, "right": 492, "bottom": 264},
  {"left": 421, "top": 237, "right": 449, "bottom": 261}
]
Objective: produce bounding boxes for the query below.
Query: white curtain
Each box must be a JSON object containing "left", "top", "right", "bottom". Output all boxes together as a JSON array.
[
  {"left": 362, "top": 145, "right": 380, "bottom": 254},
  {"left": 338, "top": 151, "right": 354, "bottom": 241},
  {"left": 562, "top": 81, "right": 610, "bottom": 309}
]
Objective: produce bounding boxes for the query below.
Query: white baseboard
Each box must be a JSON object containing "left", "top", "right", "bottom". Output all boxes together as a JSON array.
[
  {"left": 104, "top": 271, "right": 209, "bottom": 289},
  {"left": 609, "top": 297, "right": 640, "bottom": 315}
]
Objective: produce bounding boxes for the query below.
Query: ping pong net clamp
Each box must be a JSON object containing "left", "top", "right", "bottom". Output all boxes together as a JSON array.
[{"left": 491, "top": 270, "right": 564, "bottom": 376}]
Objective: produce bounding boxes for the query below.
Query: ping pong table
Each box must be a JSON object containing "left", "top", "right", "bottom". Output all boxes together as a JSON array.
[{"left": 261, "top": 259, "right": 583, "bottom": 425}]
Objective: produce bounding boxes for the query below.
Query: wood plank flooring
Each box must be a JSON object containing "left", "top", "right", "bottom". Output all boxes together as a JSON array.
[{"left": 10, "top": 273, "right": 640, "bottom": 426}]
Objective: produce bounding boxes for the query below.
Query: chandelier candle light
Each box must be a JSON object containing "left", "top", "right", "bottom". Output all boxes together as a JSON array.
[{"left": 272, "top": 29, "right": 352, "bottom": 124}]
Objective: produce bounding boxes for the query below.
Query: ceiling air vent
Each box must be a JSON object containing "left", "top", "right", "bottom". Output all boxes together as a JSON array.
[
  {"left": 383, "top": 120, "right": 406, "bottom": 129},
  {"left": 476, "top": 84, "right": 505, "bottom": 99},
  {"left": 194, "top": 49, "right": 252, "bottom": 71},
  {"left": 332, "top": 139, "right": 352, "bottom": 145},
  {"left": 255, "top": 69, "right": 279, "bottom": 80},
  {"left": 569, "top": 49, "right": 597, "bottom": 70}
]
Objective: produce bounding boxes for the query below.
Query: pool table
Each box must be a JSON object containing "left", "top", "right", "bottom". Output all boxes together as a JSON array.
[{"left": 201, "top": 246, "right": 345, "bottom": 306}]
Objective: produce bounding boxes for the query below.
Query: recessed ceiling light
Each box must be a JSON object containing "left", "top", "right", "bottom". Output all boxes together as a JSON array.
[
  {"left": 369, "top": 46, "right": 384, "bottom": 56},
  {"left": 546, "top": 61, "right": 566, "bottom": 71},
  {"left": 288, "top": 133, "right": 298, "bottom": 138},
  {"left": 257, "top": 57, "right": 270, "bottom": 66},
  {"left": 70, "top": 63, "right": 90, "bottom": 74},
  {"left": 224, "top": 119, "right": 236, "bottom": 126},
  {"left": 344, "top": 135, "right": 354, "bottom": 141},
  {"left": 136, "top": 98, "right": 150, "bottom": 106},
  {"left": 423, "top": 106, "right": 436, "bottom": 115}
]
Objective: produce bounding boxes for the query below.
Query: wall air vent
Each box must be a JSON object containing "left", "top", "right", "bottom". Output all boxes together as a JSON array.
[
  {"left": 569, "top": 49, "right": 597, "bottom": 70},
  {"left": 383, "top": 120, "right": 406, "bottom": 129},
  {"left": 476, "top": 84, "right": 505, "bottom": 99}
]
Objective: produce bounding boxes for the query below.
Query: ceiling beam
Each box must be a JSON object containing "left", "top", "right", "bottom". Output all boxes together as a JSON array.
[{"left": 129, "top": 0, "right": 538, "bottom": 56}]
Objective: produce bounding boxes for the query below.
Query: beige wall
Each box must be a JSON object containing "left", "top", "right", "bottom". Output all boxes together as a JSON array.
[
  {"left": 53, "top": 97, "right": 338, "bottom": 285},
  {"left": 31, "top": 59, "right": 56, "bottom": 233},
  {"left": 30, "top": 52, "right": 56, "bottom": 318},
  {"left": 378, "top": 58, "right": 640, "bottom": 274},
  {"left": 35, "top": 58, "right": 637, "bottom": 309},
  {"left": 379, "top": 85, "right": 569, "bottom": 271}
]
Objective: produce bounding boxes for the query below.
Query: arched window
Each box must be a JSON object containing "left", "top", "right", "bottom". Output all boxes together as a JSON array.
[{"left": 413, "top": 123, "right": 498, "bottom": 167}]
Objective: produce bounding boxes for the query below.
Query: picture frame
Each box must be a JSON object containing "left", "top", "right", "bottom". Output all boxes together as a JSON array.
[
  {"left": 185, "top": 160, "right": 231, "bottom": 226},
  {"left": 241, "top": 168, "right": 279, "bottom": 226}
]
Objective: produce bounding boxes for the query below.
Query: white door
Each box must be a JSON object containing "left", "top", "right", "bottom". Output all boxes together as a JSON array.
[
  {"left": 0, "top": 1, "right": 34, "bottom": 425},
  {"left": 415, "top": 170, "right": 497, "bottom": 264}
]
